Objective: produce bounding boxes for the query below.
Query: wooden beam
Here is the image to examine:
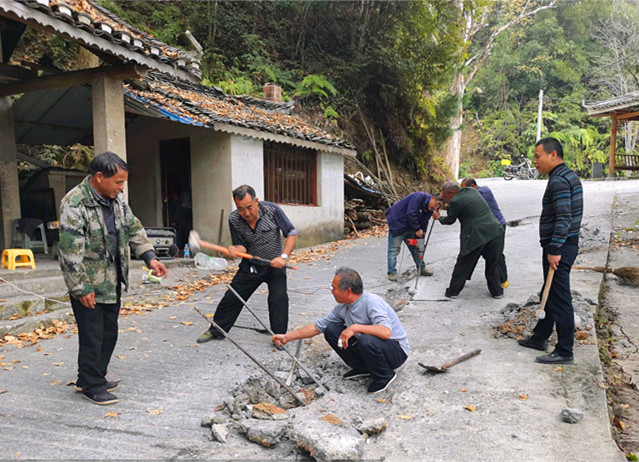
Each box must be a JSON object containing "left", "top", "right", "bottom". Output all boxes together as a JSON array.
[
  {"left": 616, "top": 111, "right": 639, "bottom": 121},
  {"left": 14, "top": 120, "right": 91, "bottom": 133},
  {"left": 0, "top": 64, "right": 147, "bottom": 97},
  {"left": 609, "top": 113, "right": 617, "bottom": 176}
]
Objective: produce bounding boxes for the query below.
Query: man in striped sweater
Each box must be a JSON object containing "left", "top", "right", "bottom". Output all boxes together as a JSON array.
[{"left": 518, "top": 138, "right": 583, "bottom": 365}]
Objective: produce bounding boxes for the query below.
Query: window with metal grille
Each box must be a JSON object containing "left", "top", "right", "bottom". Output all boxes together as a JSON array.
[{"left": 263, "top": 141, "right": 318, "bottom": 205}]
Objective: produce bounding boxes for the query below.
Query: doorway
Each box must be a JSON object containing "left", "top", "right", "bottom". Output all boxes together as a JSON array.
[{"left": 160, "top": 138, "right": 192, "bottom": 248}]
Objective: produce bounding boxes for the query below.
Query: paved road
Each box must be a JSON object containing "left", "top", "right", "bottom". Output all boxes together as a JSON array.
[{"left": 1, "top": 178, "right": 638, "bottom": 460}]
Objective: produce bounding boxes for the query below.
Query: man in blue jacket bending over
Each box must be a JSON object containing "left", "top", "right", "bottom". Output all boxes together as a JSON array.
[{"left": 385, "top": 192, "right": 440, "bottom": 281}]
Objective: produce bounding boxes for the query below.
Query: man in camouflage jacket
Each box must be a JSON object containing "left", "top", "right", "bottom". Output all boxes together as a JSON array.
[{"left": 59, "top": 152, "right": 167, "bottom": 405}]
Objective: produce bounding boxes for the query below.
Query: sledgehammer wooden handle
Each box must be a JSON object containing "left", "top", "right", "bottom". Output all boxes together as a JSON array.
[
  {"left": 538, "top": 267, "right": 555, "bottom": 317},
  {"left": 441, "top": 348, "right": 482, "bottom": 370},
  {"left": 200, "top": 240, "right": 297, "bottom": 270}
]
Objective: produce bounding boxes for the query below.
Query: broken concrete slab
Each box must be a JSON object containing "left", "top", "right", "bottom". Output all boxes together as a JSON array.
[
  {"left": 251, "top": 402, "right": 288, "bottom": 420},
  {"left": 290, "top": 413, "right": 364, "bottom": 460},
  {"left": 354, "top": 416, "right": 388, "bottom": 436},
  {"left": 210, "top": 424, "right": 228, "bottom": 443},
  {"left": 238, "top": 420, "right": 289, "bottom": 447}
]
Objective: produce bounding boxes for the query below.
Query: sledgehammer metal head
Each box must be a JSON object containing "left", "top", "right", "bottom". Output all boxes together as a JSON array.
[{"left": 188, "top": 230, "right": 202, "bottom": 254}]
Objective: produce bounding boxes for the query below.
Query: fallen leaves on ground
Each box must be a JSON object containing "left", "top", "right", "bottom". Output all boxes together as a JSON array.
[
  {"left": 104, "top": 412, "right": 120, "bottom": 418},
  {"left": 345, "top": 223, "right": 388, "bottom": 240},
  {"left": 520, "top": 394, "right": 529, "bottom": 401},
  {"left": 460, "top": 388, "right": 467, "bottom": 392},
  {"left": 398, "top": 415, "right": 413, "bottom": 420},
  {"left": 464, "top": 404, "right": 477, "bottom": 412},
  {"left": 116, "top": 355, "right": 127, "bottom": 360},
  {"left": 554, "top": 366, "right": 564, "bottom": 372},
  {"left": 50, "top": 380, "right": 62, "bottom": 386},
  {"left": 0, "top": 389, "right": 6, "bottom": 394},
  {"left": 180, "top": 321, "right": 194, "bottom": 326},
  {"left": 377, "top": 398, "right": 388, "bottom": 403},
  {"left": 170, "top": 271, "right": 237, "bottom": 301},
  {"left": 52, "top": 362, "right": 64, "bottom": 366},
  {"left": 148, "top": 407, "right": 163, "bottom": 415},
  {"left": 613, "top": 417, "right": 627, "bottom": 431},
  {"left": 0, "top": 320, "right": 70, "bottom": 348}
]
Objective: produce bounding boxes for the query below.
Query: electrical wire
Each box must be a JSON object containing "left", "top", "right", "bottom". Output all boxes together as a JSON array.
[{"left": 0, "top": 275, "right": 72, "bottom": 306}]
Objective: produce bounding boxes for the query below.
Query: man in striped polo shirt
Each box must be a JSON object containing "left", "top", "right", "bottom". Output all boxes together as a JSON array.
[
  {"left": 197, "top": 185, "right": 298, "bottom": 343},
  {"left": 518, "top": 138, "right": 583, "bottom": 364}
]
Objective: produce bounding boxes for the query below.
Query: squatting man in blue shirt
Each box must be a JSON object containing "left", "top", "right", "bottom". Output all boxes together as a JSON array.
[{"left": 272, "top": 267, "right": 410, "bottom": 394}]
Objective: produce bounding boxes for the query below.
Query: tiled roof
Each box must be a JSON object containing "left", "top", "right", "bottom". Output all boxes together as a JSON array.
[
  {"left": 4, "top": 0, "right": 201, "bottom": 80},
  {"left": 125, "top": 73, "right": 356, "bottom": 152},
  {"left": 584, "top": 91, "right": 639, "bottom": 116}
]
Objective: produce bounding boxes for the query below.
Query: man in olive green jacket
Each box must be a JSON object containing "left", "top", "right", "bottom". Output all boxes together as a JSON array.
[
  {"left": 433, "top": 181, "right": 504, "bottom": 299},
  {"left": 59, "top": 152, "right": 167, "bottom": 405}
]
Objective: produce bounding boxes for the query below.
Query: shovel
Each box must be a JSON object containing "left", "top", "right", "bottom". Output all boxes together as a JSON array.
[{"left": 418, "top": 348, "right": 481, "bottom": 373}]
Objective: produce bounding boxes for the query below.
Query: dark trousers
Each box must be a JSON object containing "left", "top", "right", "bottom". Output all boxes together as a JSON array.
[
  {"left": 532, "top": 245, "right": 578, "bottom": 357},
  {"left": 497, "top": 224, "right": 508, "bottom": 284},
  {"left": 447, "top": 235, "right": 503, "bottom": 297},
  {"left": 70, "top": 287, "right": 121, "bottom": 394},
  {"left": 212, "top": 266, "right": 289, "bottom": 335},
  {"left": 323, "top": 322, "right": 407, "bottom": 384},
  {"left": 466, "top": 225, "right": 508, "bottom": 284}
]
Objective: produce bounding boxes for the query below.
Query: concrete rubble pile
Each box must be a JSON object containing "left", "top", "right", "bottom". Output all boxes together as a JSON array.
[
  {"left": 200, "top": 355, "right": 389, "bottom": 460},
  {"left": 494, "top": 291, "right": 597, "bottom": 342}
]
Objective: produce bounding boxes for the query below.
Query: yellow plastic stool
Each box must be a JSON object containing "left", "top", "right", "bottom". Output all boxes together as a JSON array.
[{"left": 1, "top": 249, "right": 36, "bottom": 270}]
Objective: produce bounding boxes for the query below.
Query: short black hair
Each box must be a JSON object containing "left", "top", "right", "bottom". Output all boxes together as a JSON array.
[
  {"left": 535, "top": 137, "right": 564, "bottom": 159},
  {"left": 334, "top": 267, "right": 364, "bottom": 295},
  {"left": 461, "top": 178, "right": 477, "bottom": 187},
  {"left": 233, "top": 185, "right": 257, "bottom": 201},
  {"left": 89, "top": 152, "right": 128, "bottom": 178}
]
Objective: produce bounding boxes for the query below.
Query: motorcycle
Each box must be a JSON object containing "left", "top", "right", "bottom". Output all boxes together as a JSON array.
[{"left": 502, "top": 156, "right": 539, "bottom": 180}]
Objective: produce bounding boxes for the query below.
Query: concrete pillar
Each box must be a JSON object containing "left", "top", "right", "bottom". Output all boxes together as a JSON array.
[
  {"left": 92, "top": 74, "right": 128, "bottom": 198},
  {"left": 92, "top": 73, "right": 126, "bottom": 158},
  {"left": 0, "top": 97, "right": 22, "bottom": 249},
  {"left": 48, "top": 172, "right": 67, "bottom": 219}
]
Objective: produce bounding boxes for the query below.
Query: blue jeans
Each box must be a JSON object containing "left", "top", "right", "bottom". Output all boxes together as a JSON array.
[{"left": 387, "top": 231, "right": 425, "bottom": 275}]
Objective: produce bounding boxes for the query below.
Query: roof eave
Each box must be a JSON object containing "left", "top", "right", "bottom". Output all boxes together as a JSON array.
[{"left": 0, "top": 1, "right": 198, "bottom": 82}]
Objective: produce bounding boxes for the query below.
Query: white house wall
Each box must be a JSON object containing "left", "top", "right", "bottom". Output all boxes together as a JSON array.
[
  {"left": 126, "top": 115, "right": 345, "bottom": 248},
  {"left": 278, "top": 150, "right": 344, "bottom": 248}
]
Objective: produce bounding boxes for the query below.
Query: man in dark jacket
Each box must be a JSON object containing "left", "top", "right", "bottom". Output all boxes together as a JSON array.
[
  {"left": 385, "top": 192, "right": 439, "bottom": 281},
  {"left": 434, "top": 181, "right": 504, "bottom": 299},
  {"left": 460, "top": 178, "right": 508, "bottom": 288},
  {"left": 518, "top": 138, "right": 582, "bottom": 365}
]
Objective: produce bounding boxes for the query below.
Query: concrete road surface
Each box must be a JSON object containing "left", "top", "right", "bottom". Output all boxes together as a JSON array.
[{"left": 1, "top": 178, "right": 638, "bottom": 460}]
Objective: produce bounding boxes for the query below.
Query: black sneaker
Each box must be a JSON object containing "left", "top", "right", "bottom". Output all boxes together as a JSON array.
[
  {"left": 517, "top": 337, "right": 548, "bottom": 352},
  {"left": 535, "top": 352, "right": 574, "bottom": 365},
  {"left": 197, "top": 329, "right": 225, "bottom": 343},
  {"left": 444, "top": 291, "right": 458, "bottom": 299},
  {"left": 82, "top": 390, "right": 119, "bottom": 405},
  {"left": 367, "top": 372, "right": 397, "bottom": 394},
  {"left": 74, "top": 381, "right": 119, "bottom": 392},
  {"left": 342, "top": 369, "right": 370, "bottom": 380}
]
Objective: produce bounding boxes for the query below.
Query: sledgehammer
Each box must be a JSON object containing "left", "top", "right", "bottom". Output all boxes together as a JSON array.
[
  {"left": 535, "top": 267, "right": 555, "bottom": 320},
  {"left": 189, "top": 230, "right": 297, "bottom": 270}
]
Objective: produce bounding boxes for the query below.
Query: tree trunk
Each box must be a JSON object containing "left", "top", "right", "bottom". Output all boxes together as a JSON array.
[{"left": 445, "top": 72, "right": 465, "bottom": 179}]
